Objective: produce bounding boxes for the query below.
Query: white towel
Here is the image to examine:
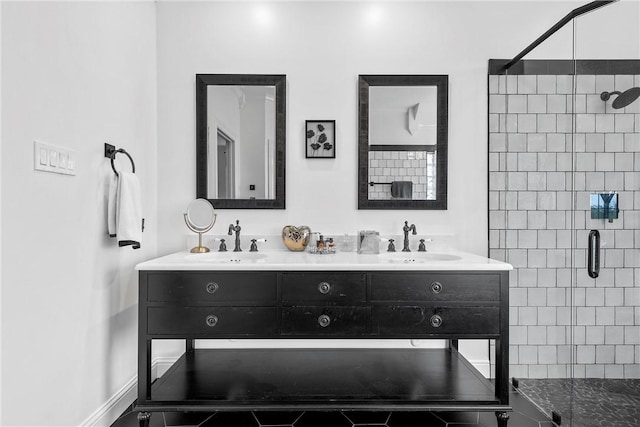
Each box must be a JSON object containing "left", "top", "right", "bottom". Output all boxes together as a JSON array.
[
  {"left": 108, "top": 172, "right": 142, "bottom": 249},
  {"left": 107, "top": 174, "right": 118, "bottom": 237}
]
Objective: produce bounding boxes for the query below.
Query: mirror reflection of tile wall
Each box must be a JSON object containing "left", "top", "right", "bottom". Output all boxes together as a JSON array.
[{"left": 367, "top": 150, "right": 436, "bottom": 200}]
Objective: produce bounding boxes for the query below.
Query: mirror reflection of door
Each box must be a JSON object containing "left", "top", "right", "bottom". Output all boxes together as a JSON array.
[
  {"left": 207, "top": 85, "right": 276, "bottom": 200},
  {"left": 217, "top": 130, "right": 235, "bottom": 199}
]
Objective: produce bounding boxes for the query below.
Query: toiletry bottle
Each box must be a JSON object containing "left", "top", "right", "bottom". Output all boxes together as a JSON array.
[{"left": 317, "top": 235, "right": 325, "bottom": 248}]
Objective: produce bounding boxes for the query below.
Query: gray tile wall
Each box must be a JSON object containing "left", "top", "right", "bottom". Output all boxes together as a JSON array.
[{"left": 489, "top": 73, "right": 640, "bottom": 379}]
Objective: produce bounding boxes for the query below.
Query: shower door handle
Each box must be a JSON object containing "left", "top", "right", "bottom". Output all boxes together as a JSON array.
[{"left": 588, "top": 230, "right": 600, "bottom": 279}]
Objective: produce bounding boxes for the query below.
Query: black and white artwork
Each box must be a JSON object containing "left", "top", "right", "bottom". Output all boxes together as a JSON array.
[{"left": 305, "top": 120, "right": 335, "bottom": 158}]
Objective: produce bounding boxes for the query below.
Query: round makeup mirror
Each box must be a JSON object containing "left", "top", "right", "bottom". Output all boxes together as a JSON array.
[{"left": 184, "top": 199, "right": 216, "bottom": 253}]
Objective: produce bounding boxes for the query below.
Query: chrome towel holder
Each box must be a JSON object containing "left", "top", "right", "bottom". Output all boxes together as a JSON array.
[{"left": 104, "top": 142, "right": 135, "bottom": 177}]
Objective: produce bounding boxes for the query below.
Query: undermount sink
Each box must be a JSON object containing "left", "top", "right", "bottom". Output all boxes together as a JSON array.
[
  {"left": 185, "top": 252, "right": 268, "bottom": 263},
  {"left": 380, "top": 252, "right": 461, "bottom": 263}
]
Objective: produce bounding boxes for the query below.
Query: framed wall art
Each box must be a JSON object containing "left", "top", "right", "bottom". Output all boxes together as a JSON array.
[{"left": 305, "top": 120, "right": 335, "bottom": 159}]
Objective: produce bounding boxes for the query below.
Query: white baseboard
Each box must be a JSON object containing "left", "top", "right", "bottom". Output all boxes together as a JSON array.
[
  {"left": 79, "top": 375, "right": 137, "bottom": 427},
  {"left": 79, "top": 357, "right": 179, "bottom": 427}
]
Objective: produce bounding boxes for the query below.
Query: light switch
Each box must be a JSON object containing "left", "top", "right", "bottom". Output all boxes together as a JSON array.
[
  {"left": 34, "top": 140, "right": 76, "bottom": 176},
  {"left": 58, "top": 152, "right": 67, "bottom": 169},
  {"left": 39, "top": 148, "right": 48, "bottom": 165},
  {"left": 49, "top": 150, "right": 57, "bottom": 166}
]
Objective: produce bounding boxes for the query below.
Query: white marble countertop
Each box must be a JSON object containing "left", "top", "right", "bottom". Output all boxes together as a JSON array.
[{"left": 136, "top": 249, "right": 512, "bottom": 271}]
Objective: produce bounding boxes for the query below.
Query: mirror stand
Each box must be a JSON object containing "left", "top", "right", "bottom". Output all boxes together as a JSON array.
[
  {"left": 184, "top": 198, "right": 217, "bottom": 253},
  {"left": 184, "top": 214, "right": 216, "bottom": 253}
]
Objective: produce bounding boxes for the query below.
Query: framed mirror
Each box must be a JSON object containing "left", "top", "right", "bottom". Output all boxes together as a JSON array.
[
  {"left": 196, "top": 74, "right": 286, "bottom": 209},
  {"left": 358, "top": 75, "right": 448, "bottom": 210}
]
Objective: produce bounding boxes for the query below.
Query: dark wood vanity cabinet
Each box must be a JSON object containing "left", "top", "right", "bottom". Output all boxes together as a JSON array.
[{"left": 136, "top": 269, "right": 511, "bottom": 426}]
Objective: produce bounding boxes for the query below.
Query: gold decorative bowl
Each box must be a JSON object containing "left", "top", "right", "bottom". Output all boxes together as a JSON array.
[{"left": 282, "top": 225, "right": 311, "bottom": 251}]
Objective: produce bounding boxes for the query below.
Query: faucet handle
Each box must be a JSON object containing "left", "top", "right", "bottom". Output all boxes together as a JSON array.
[
  {"left": 387, "top": 238, "right": 396, "bottom": 252},
  {"left": 217, "top": 238, "right": 227, "bottom": 252},
  {"left": 417, "top": 238, "right": 433, "bottom": 252},
  {"left": 250, "top": 238, "right": 266, "bottom": 252}
]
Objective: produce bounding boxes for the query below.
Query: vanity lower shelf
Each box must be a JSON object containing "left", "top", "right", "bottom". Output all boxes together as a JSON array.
[{"left": 139, "top": 347, "right": 509, "bottom": 412}]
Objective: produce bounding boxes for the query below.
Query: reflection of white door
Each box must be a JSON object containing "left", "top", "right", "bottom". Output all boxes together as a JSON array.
[{"left": 217, "top": 130, "right": 235, "bottom": 199}]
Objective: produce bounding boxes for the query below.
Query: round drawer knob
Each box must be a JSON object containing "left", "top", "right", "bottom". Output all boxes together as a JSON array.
[
  {"left": 205, "top": 314, "right": 218, "bottom": 327},
  {"left": 318, "top": 282, "right": 331, "bottom": 295},
  {"left": 430, "top": 314, "right": 443, "bottom": 328},
  {"left": 205, "top": 282, "right": 219, "bottom": 294},
  {"left": 430, "top": 282, "right": 442, "bottom": 294},
  {"left": 318, "top": 314, "right": 331, "bottom": 328}
]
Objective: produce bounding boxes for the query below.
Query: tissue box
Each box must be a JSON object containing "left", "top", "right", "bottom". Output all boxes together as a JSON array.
[{"left": 357, "top": 230, "right": 380, "bottom": 254}]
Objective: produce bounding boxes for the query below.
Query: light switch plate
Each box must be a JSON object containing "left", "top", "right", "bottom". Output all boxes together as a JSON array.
[{"left": 34, "top": 140, "right": 76, "bottom": 176}]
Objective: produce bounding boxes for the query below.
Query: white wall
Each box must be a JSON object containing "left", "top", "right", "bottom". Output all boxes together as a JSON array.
[
  {"left": 155, "top": 0, "right": 596, "bottom": 257},
  {"left": 0, "top": 2, "right": 3, "bottom": 422},
  {"left": 1, "top": 2, "right": 157, "bottom": 426}
]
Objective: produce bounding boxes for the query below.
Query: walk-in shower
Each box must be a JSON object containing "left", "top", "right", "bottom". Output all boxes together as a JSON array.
[{"left": 489, "top": 0, "right": 639, "bottom": 426}]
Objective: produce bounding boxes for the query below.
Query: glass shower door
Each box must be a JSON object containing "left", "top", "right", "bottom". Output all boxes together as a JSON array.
[{"left": 567, "top": 10, "right": 640, "bottom": 427}]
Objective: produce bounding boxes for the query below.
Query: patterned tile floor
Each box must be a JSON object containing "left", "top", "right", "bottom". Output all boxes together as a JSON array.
[
  {"left": 518, "top": 379, "right": 640, "bottom": 427},
  {"left": 111, "top": 386, "right": 557, "bottom": 427}
]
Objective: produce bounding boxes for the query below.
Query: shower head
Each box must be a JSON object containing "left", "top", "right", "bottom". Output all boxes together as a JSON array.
[{"left": 600, "top": 87, "right": 640, "bottom": 109}]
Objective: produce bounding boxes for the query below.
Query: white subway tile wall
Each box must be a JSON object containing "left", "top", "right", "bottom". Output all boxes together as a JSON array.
[{"left": 489, "top": 73, "right": 640, "bottom": 379}]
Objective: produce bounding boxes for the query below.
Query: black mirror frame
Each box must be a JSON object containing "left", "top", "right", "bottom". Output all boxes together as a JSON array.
[
  {"left": 358, "top": 75, "right": 448, "bottom": 210},
  {"left": 196, "top": 74, "right": 286, "bottom": 209}
]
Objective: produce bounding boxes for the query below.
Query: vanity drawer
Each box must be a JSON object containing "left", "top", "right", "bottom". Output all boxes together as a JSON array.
[
  {"left": 372, "top": 306, "right": 500, "bottom": 336},
  {"left": 146, "top": 272, "right": 277, "bottom": 303},
  {"left": 282, "top": 273, "right": 366, "bottom": 303},
  {"left": 370, "top": 273, "right": 500, "bottom": 303},
  {"left": 147, "top": 307, "right": 277, "bottom": 336},
  {"left": 281, "top": 306, "right": 368, "bottom": 336}
]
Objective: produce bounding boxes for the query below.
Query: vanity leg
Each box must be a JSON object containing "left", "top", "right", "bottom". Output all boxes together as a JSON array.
[
  {"left": 495, "top": 411, "right": 509, "bottom": 427},
  {"left": 137, "top": 412, "right": 151, "bottom": 427},
  {"left": 186, "top": 339, "right": 194, "bottom": 353}
]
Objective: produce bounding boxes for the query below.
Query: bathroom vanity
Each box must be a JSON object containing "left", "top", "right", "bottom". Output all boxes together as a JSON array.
[{"left": 135, "top": 251, "right": 512, "bottom": 426}]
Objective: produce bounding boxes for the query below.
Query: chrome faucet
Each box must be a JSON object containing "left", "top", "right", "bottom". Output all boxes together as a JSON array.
[
  {"left": 402, "top": 221, "right": 417, "bottom": 252},
  {"left": 228, "top": 220, "right": 242, "bottom": 252}
]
